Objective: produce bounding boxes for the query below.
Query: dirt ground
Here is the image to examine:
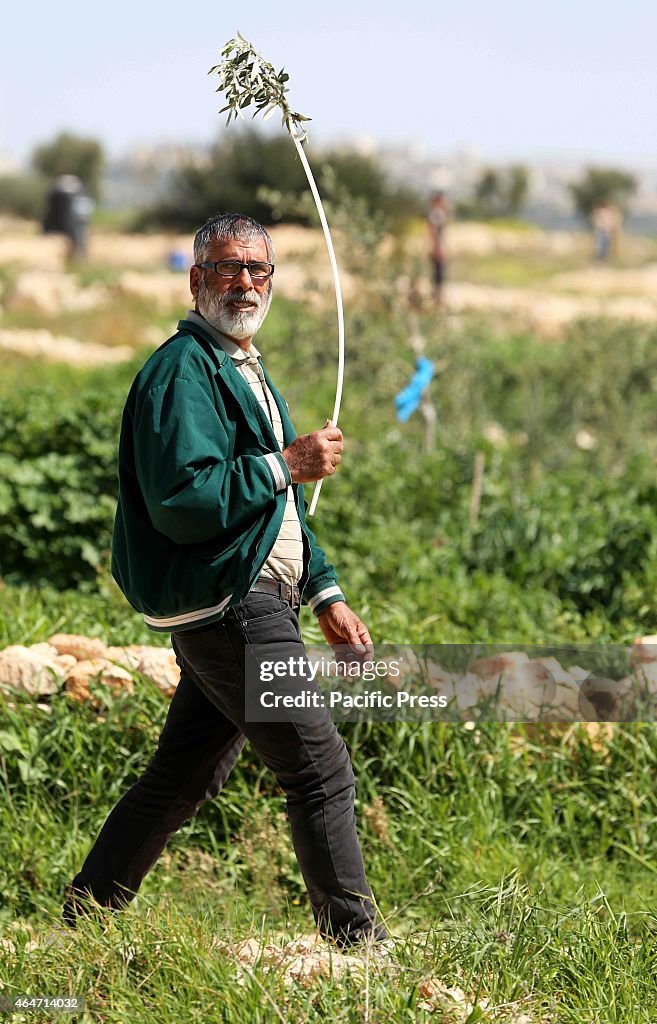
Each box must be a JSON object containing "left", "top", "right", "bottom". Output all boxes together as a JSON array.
[{"left": 2, "top": 219, "right": 657, "bottom": 363}]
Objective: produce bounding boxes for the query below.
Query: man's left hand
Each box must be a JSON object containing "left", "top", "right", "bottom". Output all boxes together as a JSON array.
[{"left": 316, "top": 601, "right": 374, "bottom": 663}]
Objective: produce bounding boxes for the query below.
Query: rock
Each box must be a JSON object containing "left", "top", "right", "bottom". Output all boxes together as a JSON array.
[
  {"left": 29, "top": 642, "right": 58, "bottom": 657},
  {"left": 214, "top": 933, "right": 367, "bottom": 987},
  {"left": 470, "top": 652, "right": 556, "bottom": 719},
  {"left": 417, "top": 977, "right": 480, "bottom": 1017},
  {"left": 8, "top": 271, "right": 109, "bottom": 315},
  {"left": 579, "top": 676, "right": 634, "bottom": 722},
  {"left": 567, "top": 665, "right": 591, "bottom": 680},
  {"left": 0, "top": 645, "right": 63, "bottom": 696},
  {"left": 49, "top": 634, "right": 109, "bottom": 661},
  {"left": 529, "top": 657, "right": 587, "bottom": 720},
  {"left": 469, "top": 651, "right": 530, "bottom": 678},
  {"left": 116, "top": 271, "right": 192, "bottom": 312},
  {"left": 631, "top": 661, "right": 657, "bottom": 691},
  {"left": 630, "top": 635, "right": 657, "bottom": 665},
  {"left": 106, "top": 645, "right": 151, "bottom": 670},
  {"left": 135, "top": 648, "right": 180, "bottom": 696},
  {"left": 454, "top": 670, "right": 493, "bottom": 711},
  {"left": 53, "top": 654, "right": 78, "bottom": 672},
  {"left": 0, "top": 328, "right": 133, "bottom": 367},
  {"left": 63, "top": 658, "right": 134, "bottom": 704}
]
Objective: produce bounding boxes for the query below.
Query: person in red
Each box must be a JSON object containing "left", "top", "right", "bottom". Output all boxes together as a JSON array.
[{"left": 427, "top": 191, "right": 449, "bottom": 306}]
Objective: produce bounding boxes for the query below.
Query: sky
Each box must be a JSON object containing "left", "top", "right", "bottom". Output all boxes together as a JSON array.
[{"left": 1, "top": 0, "right": 656, "bottom": 167}]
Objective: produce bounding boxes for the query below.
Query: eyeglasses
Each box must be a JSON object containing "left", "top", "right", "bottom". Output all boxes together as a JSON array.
[{"left": 196, "top": 260, "right": 275, "bottom": 280}]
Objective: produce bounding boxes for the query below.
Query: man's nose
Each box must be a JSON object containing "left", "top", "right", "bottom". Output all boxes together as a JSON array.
[{"left": 236, "top": 266, "right": 254, "bottom": 288}]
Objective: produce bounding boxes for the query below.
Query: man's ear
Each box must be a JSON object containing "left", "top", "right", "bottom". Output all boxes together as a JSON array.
[{"left": 190, "top": 264, "right": 200, "bottom": 301}]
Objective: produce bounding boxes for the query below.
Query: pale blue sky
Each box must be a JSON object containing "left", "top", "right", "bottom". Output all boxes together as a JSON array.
[{"left": 1, "top": 0, "right": 655, "bottom": 165}]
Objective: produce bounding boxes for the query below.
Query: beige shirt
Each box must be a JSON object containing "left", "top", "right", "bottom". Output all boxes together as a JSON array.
[{"left": 185, "top": 310, "right": 304, "bottom": 585}]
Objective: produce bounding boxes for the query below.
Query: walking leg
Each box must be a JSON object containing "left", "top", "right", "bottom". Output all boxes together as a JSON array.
[{"left": 63, "top": 664, "right": 245, "bottom": 926}]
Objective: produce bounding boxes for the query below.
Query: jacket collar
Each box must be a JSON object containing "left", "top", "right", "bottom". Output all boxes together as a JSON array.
[
  {"left": 176, "top": 317, "right": 294, "bottom": 448},
  {"left": 177, "top": 317, "right": 227, "bottom": 371}
]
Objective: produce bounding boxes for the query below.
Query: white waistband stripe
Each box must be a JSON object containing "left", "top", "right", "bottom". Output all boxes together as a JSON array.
[{"left": 143, "top": 593, "right": 233, "bottom": 628}]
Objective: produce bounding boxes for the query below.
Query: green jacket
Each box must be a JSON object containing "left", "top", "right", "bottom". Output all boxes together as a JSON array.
[{"left": 111, "top": 318, "right": 345, "bottom": 633}]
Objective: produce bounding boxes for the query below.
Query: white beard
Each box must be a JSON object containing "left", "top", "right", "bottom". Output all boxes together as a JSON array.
[{"left": 197, "top": 280, "right": 272, "bottom": 340}]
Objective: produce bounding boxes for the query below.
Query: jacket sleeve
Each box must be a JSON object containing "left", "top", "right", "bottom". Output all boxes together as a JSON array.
[
  {"left": 298, "top": 486, "right": 346, "bottom": 615},
  {"left": 133, "top": 376, "right": 290, "bottom": 545}
]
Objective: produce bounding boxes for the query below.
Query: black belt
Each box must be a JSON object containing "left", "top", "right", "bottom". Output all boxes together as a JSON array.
[{"left": 250, "top": 577, "right": 301, "bottom": 607}]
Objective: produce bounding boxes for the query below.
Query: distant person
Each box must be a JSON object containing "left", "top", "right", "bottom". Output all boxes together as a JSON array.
[
  {"left": 590, "top": 200, "right": 620, "bottom": 262},
  {"left": 426, "top": 191, "right": 449, "bottom": 305},
  {"left": 43, "top": 174, "right": 95, "bottom": 262}
]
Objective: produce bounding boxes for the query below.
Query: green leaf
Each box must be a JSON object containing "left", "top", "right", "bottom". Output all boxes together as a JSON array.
[
  {"left": 263, "top": 105, "right": 278, "bottom": 122},
  {"left": 0, "top": 730, "right": 26, "bottom": 755}
]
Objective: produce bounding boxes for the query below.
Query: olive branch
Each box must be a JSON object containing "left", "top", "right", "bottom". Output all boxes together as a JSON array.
[
  {"left": 209, "top": 32, "right": 312, "bottom": 139},
  {"left": 209, "top": 32, "right": 345, "bottom": 516}
]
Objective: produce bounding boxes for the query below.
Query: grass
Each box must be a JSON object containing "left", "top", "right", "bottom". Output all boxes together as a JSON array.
[
  {"left": 3, "top": 884, "right": 657, "bottom": 1022},
  {"left": 449, "top": 252, "right": 586, "bottom": 289},
  {"left": 2, "top": 674, "right": 657, "bottom": 1020},
  {"left": 0, "top": 298, "right": 177, "bottom": 350}
]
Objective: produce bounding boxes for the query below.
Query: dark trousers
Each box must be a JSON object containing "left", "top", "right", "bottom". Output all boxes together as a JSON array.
[{"left": 62, "top": 592, "right": 386, "bottom": 947}]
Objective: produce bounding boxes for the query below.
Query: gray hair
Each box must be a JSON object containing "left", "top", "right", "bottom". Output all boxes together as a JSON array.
[{"left": 193, "top": 213, "right": 275, "bottom": 264}]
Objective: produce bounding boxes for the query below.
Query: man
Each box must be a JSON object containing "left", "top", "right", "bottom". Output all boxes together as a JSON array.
[
  {"left": 62, "top": 213, "right": 387, "bottom": 950},
  {"left": 426, "top": 191, "right": 448, "bottom": 306}
]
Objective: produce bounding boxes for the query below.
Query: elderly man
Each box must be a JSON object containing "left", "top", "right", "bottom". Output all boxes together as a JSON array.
[{"left": 62, "top": 213, "right": 387, "bottom": 949}]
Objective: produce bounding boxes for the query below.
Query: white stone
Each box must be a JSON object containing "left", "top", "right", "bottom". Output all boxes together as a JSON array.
[
  {"left": 0, "top": 645, "right": 63, "bottom": 696},
  {"left": 136, "top": 648, "right": 180, "bottom": 695}
]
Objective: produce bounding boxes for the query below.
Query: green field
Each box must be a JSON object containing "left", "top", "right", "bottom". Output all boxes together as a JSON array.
[{"left": 2, "top": 227, "right": 657, "bottom": 1021}]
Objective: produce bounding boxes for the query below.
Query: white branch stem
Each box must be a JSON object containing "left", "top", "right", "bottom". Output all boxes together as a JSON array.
[{"left": 289, "top": 125, "right": 345, "bottom": 516}]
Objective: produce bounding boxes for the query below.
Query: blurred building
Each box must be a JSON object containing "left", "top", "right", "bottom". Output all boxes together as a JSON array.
[{"left": 102, "top": 143, "right": 208, "bottom": 211}]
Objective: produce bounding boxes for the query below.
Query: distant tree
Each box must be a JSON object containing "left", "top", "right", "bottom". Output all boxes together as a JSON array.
[
  {"left": 506, "top": 164, "right": 529, "bottom": 216},
  {"left": 0, "top": 174, "right": 48, "bottom": 220},
  {"left": 136, "top": 129, "right": 421, "bottom": 230},
  {"left": 475, "top": 169, "right": 501, "bottom": 215},
  {"left": 31, "top": 132, "right": 104, "bottom": 201},
  {"left": 569, "top": 166, "right": 637, "bottom": 221},
  {"left": 457, "top": 164, "right": 529, "bottom": 219}
]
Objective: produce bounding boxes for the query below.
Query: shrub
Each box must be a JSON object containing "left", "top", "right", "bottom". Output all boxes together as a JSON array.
[{"left": 0, "top": 175, "right": 48, "bottom": 221}]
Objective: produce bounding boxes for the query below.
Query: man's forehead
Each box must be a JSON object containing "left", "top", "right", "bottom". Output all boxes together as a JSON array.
[{"left": 207, "top": 237, "right": 270, "bottom": 259}]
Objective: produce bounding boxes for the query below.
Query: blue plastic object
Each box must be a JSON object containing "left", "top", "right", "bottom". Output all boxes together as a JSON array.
[{"left": 394, "top": 356, "right": 435, "bottom": 422}]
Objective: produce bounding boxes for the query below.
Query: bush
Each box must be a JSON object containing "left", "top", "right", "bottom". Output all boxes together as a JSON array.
[
  {"left": 31, "top": 131, "right": 105, "bottom": 202},
  {"left": 135, "top": 128, "right": 421, "bottom": 230},
  {"left": 0, "top": 175, "right": 48, "bottom": 221},
  {"left": 0, "top": 378, "right": 125, "bottom": 588},
  {"left": 2, "top": 307, "right": 657, "bottom": 638}
]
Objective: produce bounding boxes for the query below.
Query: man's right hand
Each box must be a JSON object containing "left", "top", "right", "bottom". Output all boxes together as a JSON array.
[{"left": 281, "top": 420, "right": 343, "bottom": 483}]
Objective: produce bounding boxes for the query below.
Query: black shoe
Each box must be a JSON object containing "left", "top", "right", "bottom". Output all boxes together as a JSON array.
[{"left": 61, "top": 883, "right": 119, "bottom": 930}]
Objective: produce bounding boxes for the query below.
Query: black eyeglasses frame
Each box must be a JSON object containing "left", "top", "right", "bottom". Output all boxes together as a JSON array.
[{"left": 196, "top": 260, "right": 275, "bottom": 280}]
